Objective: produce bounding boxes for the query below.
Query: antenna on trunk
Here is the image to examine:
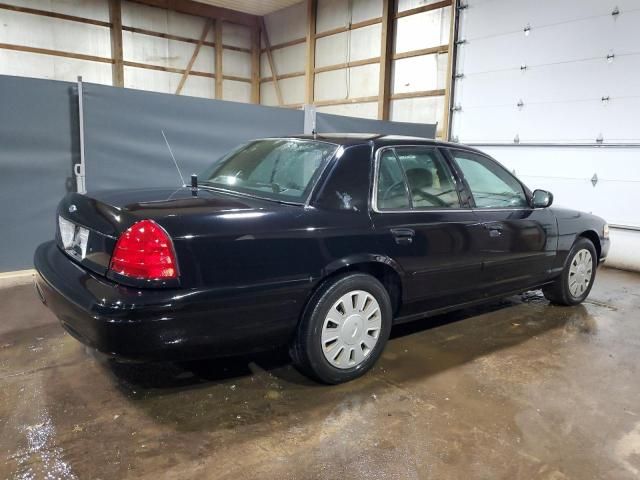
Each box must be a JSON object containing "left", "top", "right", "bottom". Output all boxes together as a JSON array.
[{"left": 161, "top": 130, "right": 186, "bottom": 187}]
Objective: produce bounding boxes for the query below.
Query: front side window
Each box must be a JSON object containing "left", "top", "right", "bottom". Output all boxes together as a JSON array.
[
  {"left": 451, "top": 151, "right": 528, "bottom": 209},
  {"left": 200, "top": 139, "right": 337, "bottom": 203}
]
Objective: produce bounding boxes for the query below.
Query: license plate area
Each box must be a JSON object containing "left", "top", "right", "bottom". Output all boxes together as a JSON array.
[{"left": 59, "top": 216, "right": 90, "bottom": 261}]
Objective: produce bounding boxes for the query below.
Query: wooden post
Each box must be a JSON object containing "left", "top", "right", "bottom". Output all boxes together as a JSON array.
[
  {"left": 261, "top": 18, "right": 283, "bottom": 106},
  {"left": 378, "top": 0, "right": 395, "bottom": 119},
  {"left": 442, "top": 0, "right": 457, "bottom": 140},
  {"left": 176, "top": 20, "right": 212, "bottom": 94},
  {"left": 251, "top": 23, "right": 261, "bottom": 103},
  {"left": 109, "top": 0, "right": 124, "bottom": 87},
  {"left": 215, "top": 18, "right": 223, "bottom": 99},
  {"left": 305, "top": 0, "right": 317, "bottom": 105}
]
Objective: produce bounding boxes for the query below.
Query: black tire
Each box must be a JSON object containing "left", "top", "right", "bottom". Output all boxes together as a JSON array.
[
  {"left": 290, "top": 272, "right": 393, "bottom": 384},
  {"left": 543, "top": 237, "right": 597, "bottom": 306}
]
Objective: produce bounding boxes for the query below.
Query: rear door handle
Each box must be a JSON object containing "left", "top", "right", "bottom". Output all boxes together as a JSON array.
[
  {"left": 483, "top": 222, "right": 503, "bottom": 237},
  {"left": 390, "top": 228, "right": 415, "bottom": 245}
]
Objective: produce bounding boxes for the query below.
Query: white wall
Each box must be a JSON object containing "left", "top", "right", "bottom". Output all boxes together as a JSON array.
[
  {"left": 261, "top": 0, "right": 451, "bottom": 132},
  {"left": 452, "top": 0, "right": 640, "bottom": 271},
  {"left": 0, "top": 0, "right": 254, "bottom": 102}
]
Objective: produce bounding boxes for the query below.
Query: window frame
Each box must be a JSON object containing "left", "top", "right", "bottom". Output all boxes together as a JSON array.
[
  {"left": 372, "top": 145, "right": 467, "bottom": 213},
  {"left": 444, "top": 147, "right": 533, "bottom": 211}
]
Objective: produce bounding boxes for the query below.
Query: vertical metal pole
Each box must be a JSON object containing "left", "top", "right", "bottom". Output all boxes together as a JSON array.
[
  {"left": 447, "top": 0, "right": 462, "bottom": 142},
  {"left": 303, "top": 104, "right": 316, "bottom": 135},
  {"left": 76, "top": 76, "right": 87, "bottom": 194}
]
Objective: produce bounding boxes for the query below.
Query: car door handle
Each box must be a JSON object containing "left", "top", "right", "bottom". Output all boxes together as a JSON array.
[
  {"left": 483, "top": 223, "right": 503, "bottom": 237},
  {"left": 390, "top": 228, "right": 415, "bottom": 245}
]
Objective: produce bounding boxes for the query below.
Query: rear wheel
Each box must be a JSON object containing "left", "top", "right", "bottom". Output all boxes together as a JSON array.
[
  {"left": 291, "top": 273, "right": 392, "bottom": 384},
  {"left": 543, "top": 237, "right": 597, "bottom": 306}
]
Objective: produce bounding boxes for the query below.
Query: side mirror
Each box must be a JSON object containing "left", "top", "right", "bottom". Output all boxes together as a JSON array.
[{"left": 531, "top": 189, "right": 553, "bottom": 208}]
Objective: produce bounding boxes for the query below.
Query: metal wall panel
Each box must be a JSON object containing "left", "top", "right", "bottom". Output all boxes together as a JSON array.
[
  {"left": 316, "top": 0, "right": 383, "bottom": 33},
  {"left": 123, "top": 66, "right": 215, "bottom": 98},
  {"left": 0, "top": 75, "right": 79, "bottom": 272},
  {"left": 316, "top": 102, "right": 379, "bottom": 119},
  {"left": 261, "top": 77, "right": 305, "bottom": 106},
  {"left": 0, "top": 49, "right": 112, "bottom": 84},
  {"left": 316, "top": 111, "right": 436, "bottom": 137},
  {"left": 82, "top": 82, "right": 304, "bottom": 192},
  {"left": 314, "top": 64, "right": 380, "bottom": 101},
  {"left": 0, "top": 10, "right": 111, "bottom": 57},
  {"left": 8, "top": 0, "right": 110, "bottom": 21}
]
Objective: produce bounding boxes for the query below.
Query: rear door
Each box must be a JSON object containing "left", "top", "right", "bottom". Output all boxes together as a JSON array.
[
  {"left": 371, "top": 145, "right": 485, "bottom": 315},
  {"left": 445, "top": 148, "right": 558, "bottom": 292}
]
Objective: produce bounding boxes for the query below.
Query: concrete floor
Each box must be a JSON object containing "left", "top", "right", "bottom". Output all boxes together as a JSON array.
[{"left": 1, "top": 268, "right": 639, "bottom": 479}]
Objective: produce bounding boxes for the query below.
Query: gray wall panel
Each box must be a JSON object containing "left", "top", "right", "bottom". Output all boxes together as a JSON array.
[
  {"left": 82, "top": 84, "right": 304, "bottom": 191},
  {"left": 316, "top": 112, "right": 436, "bottom": 139},
  {"left": 0, "top": 75, "right": 78, "bottom": 272}
]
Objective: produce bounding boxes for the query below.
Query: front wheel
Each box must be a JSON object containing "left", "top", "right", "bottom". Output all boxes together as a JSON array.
[
  {"left": 290, "top": 273, "right": 392, "bottom": 384},
  {"left": 543, "top": 237, "right": 597, "bottom": 306}
]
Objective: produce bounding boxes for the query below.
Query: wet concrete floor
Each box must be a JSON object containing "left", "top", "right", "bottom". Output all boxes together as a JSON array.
[{"left": 1, "top": 267, "right": 639, "bottom": 479}]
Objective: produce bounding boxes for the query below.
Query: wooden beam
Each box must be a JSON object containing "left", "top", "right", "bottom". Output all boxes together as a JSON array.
[
  {"left": 0, "top": 41, "right": 250, "bottom": 83},
  {"left": 314, "top": 56, "right": 379, "bottom": 75},
  {"left": 176, "top": 19, "right": 212, "bottom": 94},
  {"left": 261, "top": 17, "right": 283, "bottom": 106},
  {"left": 305, "top": 0, "right": 317, "bottom": 105},
  {"left": 0, "top": 2, "right": 111, "bottom": 27},
  {"left": 390, "top": 88, "right": 446, "bottom": 100},
  {"left": 378, "top": 0, "right": 395, "bottom": 120},
  {"left": 395, "top": 0, "right": 452, "bottom": 19},
  {"left": 315, "top": 17, "right": 381, "bottom": 39},
  {"left": 109, "top": 0, "right": 124, "bottom": 87},
  {"left": 122, "top": 26, "right": 213, "bottom": 47},
  {"left": 121, "top": 25, "right": 249, "bottom": 52},
  {"left": 393, "top": 44, "right": 448, "bottom": 60},
  {"left": 124, "top": 60, "right": 213, "bottom": 77},
  {"left": 223, "top": 75, "right": 252, "bottom": 83},
  {"left": 251, "top": 24, "right": 260, "bottom": 103},
  {"left": 260, "top": 71, "right": 305, "bottom": 83},
  {"left": 130, "top": 0, "right": 259, "bottom": 27},
  {"left": 261, "top": 37, "right": 306, "bottom": 53},
  {"left": 224, "top": 44, "right": 251, "bottom": 54},
  {"left": 0, "top": 42, "right": 113, "bottom": 64},
  {"left": 314, "top": 95, "right": 379, "bottom": 107},
  {"left": 215, "top": 18, "right": 223, "bottom": 99}
]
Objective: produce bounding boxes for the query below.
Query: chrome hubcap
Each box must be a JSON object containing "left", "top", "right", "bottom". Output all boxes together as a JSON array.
[
  {"left": 321, "top": 290, "right": 382, "bottom": 369},
  {"left": 568, "top": 249, "right": 593, "bottom": 297}
]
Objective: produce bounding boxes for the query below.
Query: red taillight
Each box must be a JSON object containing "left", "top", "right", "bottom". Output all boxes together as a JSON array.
[{"left": 109, "top": 220, "right": 178, "bottom": 280}]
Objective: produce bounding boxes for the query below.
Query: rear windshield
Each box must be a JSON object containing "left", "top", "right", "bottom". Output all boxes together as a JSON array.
[{"left": 200, "top": 139, "right": 338, "bottom": 203}]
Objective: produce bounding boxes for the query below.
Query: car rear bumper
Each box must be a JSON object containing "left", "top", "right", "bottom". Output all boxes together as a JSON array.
[{"left": 34, "top": 241, "right": 306, "bottom": 360}]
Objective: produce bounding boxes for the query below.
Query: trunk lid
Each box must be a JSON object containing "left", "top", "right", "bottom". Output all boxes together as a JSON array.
[{"left": 56, "top": 187, "right": 286, "bottom": 278}]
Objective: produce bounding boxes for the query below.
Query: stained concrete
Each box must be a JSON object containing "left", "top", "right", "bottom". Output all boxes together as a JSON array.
[{"left": 1, "top": 267, "right": 639, "bottom": 479}]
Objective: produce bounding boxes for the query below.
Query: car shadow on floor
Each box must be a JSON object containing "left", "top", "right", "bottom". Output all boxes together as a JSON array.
[{"left": 101, "top": 290, "right": 594, "bottom": 394}]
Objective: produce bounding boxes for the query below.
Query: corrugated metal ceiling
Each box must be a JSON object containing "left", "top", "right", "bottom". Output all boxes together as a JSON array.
[{"left": 194, "top": 0, "right": 302, "bottom": 16}]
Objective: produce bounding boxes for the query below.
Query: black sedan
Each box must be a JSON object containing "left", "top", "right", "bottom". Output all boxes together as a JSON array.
[{"left": 34, "top": 135, "right": 610, "bottom": 384}]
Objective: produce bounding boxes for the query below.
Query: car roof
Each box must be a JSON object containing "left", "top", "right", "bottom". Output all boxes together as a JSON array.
[{"left": 283, "top": 133, "right": 483, "bottom": 153}]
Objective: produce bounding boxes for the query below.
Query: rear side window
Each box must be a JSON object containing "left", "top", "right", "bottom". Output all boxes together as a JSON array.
[
  {"left": 376, "top": 147, "right": 461, "bottom": 210},
  {"left": 450, "top": 151, "right": 528, "bottom": 208},
  {"left": 395, "top": 147, "right": 461, "bottom": 209},
  {"left": 377, "top": 150, "right": 410, "bottom": 210}
]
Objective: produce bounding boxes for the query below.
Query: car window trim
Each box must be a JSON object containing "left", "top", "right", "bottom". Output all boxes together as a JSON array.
[
  {"left": 372, "top": 145, "right": 468, "bottom": 213},
  {"left": 445, "top": 146, "right": 533, "bottom": 209}
]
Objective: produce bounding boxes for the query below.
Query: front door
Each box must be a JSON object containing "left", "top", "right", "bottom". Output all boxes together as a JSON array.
[
  {"left": 445, "top": 148, "right": 558, "bottom": 294},
  {"left": 371, "top": 146, "right": 486, "bottom": 316}
]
